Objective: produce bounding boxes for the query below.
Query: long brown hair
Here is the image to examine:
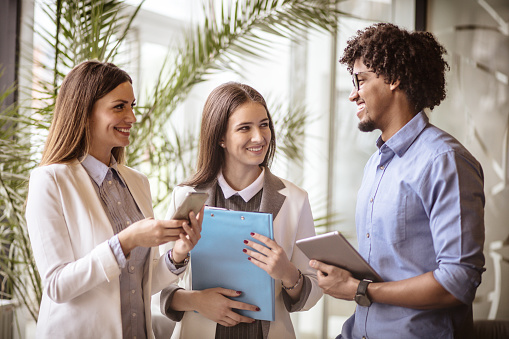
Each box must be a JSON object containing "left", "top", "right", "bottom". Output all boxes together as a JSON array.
[
  {"left": 183, "top": 82, "right": 276, "bottom": 186},
  {"left": 40, "top": 60, "right": 132, "bottom": 166}
]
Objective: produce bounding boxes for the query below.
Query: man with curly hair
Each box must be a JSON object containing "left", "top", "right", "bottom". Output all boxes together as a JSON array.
[{"left": 310, "top": 23, "right": 485, "bottom": 338}]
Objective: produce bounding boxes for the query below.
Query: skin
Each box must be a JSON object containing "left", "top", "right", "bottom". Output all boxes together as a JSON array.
[
  {"left": 169, "top": 101, "right": 303, "bottom": 326},
  {"left": 221, "top": 101, "right": 272, "bottom": 190},
  {"left": 348, "top": 59, "right": 414, "bottom": 141},
  {"left": 88, "top": 81, "right": 202, "bottom": 262},
  {"left": 310, "top": 58, "right": 462, "bottom": 310}
]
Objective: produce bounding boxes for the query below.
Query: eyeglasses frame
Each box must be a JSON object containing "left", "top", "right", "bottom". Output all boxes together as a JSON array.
[{"left": 352, "top": 71, "right": 376, "bottom": 91}]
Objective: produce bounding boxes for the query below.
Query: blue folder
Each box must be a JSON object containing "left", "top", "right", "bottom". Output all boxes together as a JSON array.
[{"left": 191, "top": 207, "right": 275, "bottom": 321}]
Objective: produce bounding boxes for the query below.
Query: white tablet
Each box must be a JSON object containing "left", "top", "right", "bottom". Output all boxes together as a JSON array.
[{"left": 296, "top": 231, "right": 383, "bottom": 282}]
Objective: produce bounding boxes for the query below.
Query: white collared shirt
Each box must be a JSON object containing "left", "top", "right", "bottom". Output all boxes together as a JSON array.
[{"left": 217, "top": 168, "right": 265, "bottom": 202}]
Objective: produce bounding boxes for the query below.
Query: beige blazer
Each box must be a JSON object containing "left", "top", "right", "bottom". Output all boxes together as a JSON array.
[
  {"left": 26, "top": 160, "right": 179, "bottom": 338},
  {"left": 161, "top": 168, "right": 323, "bottom": 339}
]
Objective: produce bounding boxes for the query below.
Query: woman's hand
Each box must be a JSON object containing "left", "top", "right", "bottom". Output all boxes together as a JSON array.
[
  {"left": 172, "top": 207, "right": 204, "bottom": 263},
  {"left": 187, "top": 288, "right": 258, "bottom": 327},
  {"left": 118, "top": 218, "right": 184, "bottom": 256},
  {"left": 243, "top": 233, "right": 301, "bottom": 293}
]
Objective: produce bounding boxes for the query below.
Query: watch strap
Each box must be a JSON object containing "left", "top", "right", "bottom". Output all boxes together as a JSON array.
[
  {"left": 357, "top": 279, "right": 371, "bottom": 295},
  {"left": 169, "top": 249, "right": 190, "bottom": 269},
  {"left": 355, "top": 279, "right": 373, "bottom": 307}
]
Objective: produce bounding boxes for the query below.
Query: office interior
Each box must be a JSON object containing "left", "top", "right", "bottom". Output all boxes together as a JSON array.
[{"left": 0, "top": 0, "right": 507, "bottom": 338}]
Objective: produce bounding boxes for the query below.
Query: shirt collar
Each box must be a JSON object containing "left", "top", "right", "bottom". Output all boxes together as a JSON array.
[
  {"left": 377, "top": 111, "right": 429, "bottom": 158},
  {"left": 80, "top": 154, "right": 124, "bottom": 186},
  {"left": 217, "top": 168, "right": 265, "bottom": 202}
]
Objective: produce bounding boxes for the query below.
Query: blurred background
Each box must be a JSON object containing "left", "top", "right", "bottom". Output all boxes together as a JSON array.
[{"left": 1, "top": 0, "right": 507, "bottom": 338}]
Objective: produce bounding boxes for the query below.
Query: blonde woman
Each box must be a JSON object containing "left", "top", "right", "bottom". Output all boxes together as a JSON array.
[{"left": 26, "top": 60, "right": 203, "bottom": 338}]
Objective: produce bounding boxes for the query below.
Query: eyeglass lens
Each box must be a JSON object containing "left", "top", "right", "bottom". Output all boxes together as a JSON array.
[{"left": 352, "top": 73, "right": 359, "bottom": 90}]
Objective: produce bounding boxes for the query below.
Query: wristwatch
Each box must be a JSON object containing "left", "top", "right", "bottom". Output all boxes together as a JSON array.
[
  {"left": 354, "top": 279, "right": 373, "bottom": 307},
  {"left": 169, "top": 249, "right": 190, "bottom": 269}
]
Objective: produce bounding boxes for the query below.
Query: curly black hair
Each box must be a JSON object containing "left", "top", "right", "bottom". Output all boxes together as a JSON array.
[{"left": 339, "top": 23, "right": 449, "bottom": 112}]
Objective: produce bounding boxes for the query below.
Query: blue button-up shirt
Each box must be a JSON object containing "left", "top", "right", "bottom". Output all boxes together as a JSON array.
[{"left": 341, "top": 112, "right": 485, "bottom": 339}]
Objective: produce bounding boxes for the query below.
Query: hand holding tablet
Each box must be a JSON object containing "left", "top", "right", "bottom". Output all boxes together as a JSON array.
[{"left": 296, "top": 231, "right": 383, "bottom": 282}]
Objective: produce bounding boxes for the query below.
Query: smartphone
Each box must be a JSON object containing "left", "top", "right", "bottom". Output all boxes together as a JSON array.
[{"left": 171, "top": 192, "right": 209, "bottom": 220}]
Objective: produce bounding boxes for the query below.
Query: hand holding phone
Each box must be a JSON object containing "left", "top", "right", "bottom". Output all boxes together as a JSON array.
[{"left": 171, "top": 192, "right": 209, "bottom": 220}]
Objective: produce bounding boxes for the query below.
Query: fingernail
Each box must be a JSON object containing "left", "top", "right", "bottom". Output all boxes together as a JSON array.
[
  {"left": 243, "top": 249, "right": 247, "bottom": 253},
  {"left": 236, "top": 291, "right": 242, "bottom": 295},
  {"left": 248, "top": 257, "right": 252, "bottom": 261},
  {"left": 243, "top": 240, "right": 248, "bottom": 244},
  {"left": 255, "top": 307, "right": 260, "bottom": 311},
  {"left": 250, "top": 232, "right": 255, "bottom": 236}
]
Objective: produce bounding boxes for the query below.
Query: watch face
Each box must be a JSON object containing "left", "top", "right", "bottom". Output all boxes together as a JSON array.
[{"left": 355, "top": 294, "right": 372, "bottom": 307}]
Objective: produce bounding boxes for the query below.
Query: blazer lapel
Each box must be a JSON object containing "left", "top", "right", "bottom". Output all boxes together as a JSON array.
[
  {"left": 196, "top": 179, "right": 218, "bottom": 207},
  {"left": 259, "top": 167, "right": 286, "bottom": 220},
  {"left": 70, "top": 160, "right": 114, "bottom": 239},
  {"left": 117, "top": 165, "right": 153, "bottom": 218},
  {"left": 194, "top": 169, "right": 286, "bottom": 218}
]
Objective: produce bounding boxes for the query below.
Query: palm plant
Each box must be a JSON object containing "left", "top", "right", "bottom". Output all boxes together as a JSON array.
[
  {"left": 129, "top": 0, "right": 344, "bottom": 207},
  {"left": 0, "top": 72, "right": 42, "bottom": 321},
  {"left": 0, "top": 0, "right": 144, "bottom": 321},
  {"left": 0, "top": 0, "right": 346, "bottom": 321}
]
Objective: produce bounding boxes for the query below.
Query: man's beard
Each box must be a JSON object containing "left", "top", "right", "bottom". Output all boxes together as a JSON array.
[{"left": 358, "top": 116, "right": 376, "bottom": 132}]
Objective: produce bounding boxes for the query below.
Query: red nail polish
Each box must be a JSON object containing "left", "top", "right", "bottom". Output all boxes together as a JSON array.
[
  {"left": 248, "top": 257, "right": 252, "bottom": 261},
  {"left": 243, "top": 249, "right": 247, "bottom": 253},
  {"left": 250, "top": 232, "right": 255, "bottom": 236},
  {"left": 244, "top": 240, "right": 248, "bottom": 244},
  {"left": 255, "top": 307, "right": 260, "bottom": 311},
  {"left": 236, "top": 291, "right": 242, "bottom": 295}
]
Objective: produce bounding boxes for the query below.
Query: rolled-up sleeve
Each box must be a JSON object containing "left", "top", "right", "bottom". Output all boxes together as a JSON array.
[
  {"left": 160, "top": 284, "right": 185, "bottom": 321},
  {"left": 423, "top": 150, "right": 485, "bottom": 304}
]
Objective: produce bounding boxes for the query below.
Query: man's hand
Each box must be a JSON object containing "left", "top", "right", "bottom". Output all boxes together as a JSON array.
[{"left": 310, "top": 260, "right": 359, "bottom": 300}]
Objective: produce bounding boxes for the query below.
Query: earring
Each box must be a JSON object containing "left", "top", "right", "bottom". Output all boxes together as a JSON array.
[{"left": 220, "top": 143, "right": 225, "bottom": 148}]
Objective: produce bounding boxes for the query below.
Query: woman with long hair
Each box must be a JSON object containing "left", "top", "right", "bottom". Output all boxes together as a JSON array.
[
  {"left": 160, "top": 82, "right": 322, "bottom": 338},
  {"left": 26, "top": 60, "right": 203, "bottom": 338}
]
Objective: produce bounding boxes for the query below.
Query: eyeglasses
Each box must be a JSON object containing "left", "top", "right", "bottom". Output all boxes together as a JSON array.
[{"left": 352, "top": 71, "right": 375, "bottom": 91}]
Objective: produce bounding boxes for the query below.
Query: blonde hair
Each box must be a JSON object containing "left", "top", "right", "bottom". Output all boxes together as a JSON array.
[{"left": 40, "top": 60, "right": 132, "bottom": 166}]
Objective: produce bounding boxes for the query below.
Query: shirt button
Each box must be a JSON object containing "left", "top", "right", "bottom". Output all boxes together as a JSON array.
[
  {"left": 117, "top": 201, "right": 121, "bottom": 205},
  {"left": 132, "top": 312, "right": 136, "bottom": 318},
  {"left": 130, "top": 265, "right": 135, "bottom": 271},
  {"left": 366, "top": 233, "right": 370, "bottom": 238},
  {"left": 369, "top": 198, "right": 373, "bottom": 203},
  {"left": 133, "top": 337, "right": 137, "bottom": 339},
  {"left": 126, "top": 220, "right": 131, "bottom": 225},
  {"left": 380, "top": 165, "right": 384, "bottom": 170},
  {"left": 131, "top": 289, "right": 136, "bottom": 294},
  {"left": 108, "top": 180, "right": 112, "bottom": 185}
]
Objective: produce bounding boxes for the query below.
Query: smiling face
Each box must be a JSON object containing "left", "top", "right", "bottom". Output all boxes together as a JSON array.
[
  {"left": 88, "top": 81, "right": 136, "bottom": 165},
  {"left": 348, "top": 59, "right": 396, "bottom": 134},
  {"left": 221, "top": 101, "right": 272, "bottom": 176}
]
